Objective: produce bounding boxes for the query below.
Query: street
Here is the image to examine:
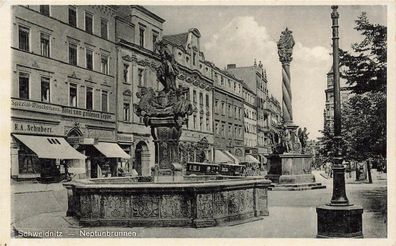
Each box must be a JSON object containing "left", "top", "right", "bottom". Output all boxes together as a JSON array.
[{"left": 11, "top": 170, "right": 387, "bottom": 238}]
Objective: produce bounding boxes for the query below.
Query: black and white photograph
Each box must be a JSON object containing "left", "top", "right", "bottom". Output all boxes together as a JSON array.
[{"left": 3, "top": 1, "right": 394, "bottom": 244}]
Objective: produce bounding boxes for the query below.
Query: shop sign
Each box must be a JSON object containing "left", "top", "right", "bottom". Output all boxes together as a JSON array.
[
  {"left": 117, "top": 134, "right": 133, "bottom": 142},
  {"left": 12, "top": 121, "right": 62, "bottom": 135},
  {"left": 11, "top": 98, "right": 115, "bottom": 122}
]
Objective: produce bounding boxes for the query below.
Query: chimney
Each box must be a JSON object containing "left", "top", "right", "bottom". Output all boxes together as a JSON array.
[{"left": 227, "top": 64, "right": 236, "bottom": 69}]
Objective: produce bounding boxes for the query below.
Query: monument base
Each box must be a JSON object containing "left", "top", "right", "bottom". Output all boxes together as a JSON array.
[
  {"left": 316, "top": 204, "right": 363, "bottom": 238},
  {"left": 266, "top": 153, "right": 325, "bottom": 190}
]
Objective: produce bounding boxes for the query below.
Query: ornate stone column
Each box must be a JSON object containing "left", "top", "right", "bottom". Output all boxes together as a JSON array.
[{"left": 277, "top": 28, "right": 295, "bottom": 126}]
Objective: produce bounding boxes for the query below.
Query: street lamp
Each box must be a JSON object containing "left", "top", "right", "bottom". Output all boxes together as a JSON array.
[{"left": 316, "top": 5, "right": 363, "bottom": 238}]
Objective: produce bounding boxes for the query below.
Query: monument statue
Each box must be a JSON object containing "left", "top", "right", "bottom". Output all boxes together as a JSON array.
[
  {"left": 155, "top": 40, "right": 180, "bottom": 92},
  {"left": 277, "top": 28, "right": 295, "bottom": 64},
  {"left": 298, "top": 127, "right": 309, "bottom": 153},
  {"left": 135, "top": 40, "right": 195, "bottom": 172}
]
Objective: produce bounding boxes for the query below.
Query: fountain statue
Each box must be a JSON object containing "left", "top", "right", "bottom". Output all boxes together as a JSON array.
[{"left": 134, "top": 40, "right": 194, "bottom": 173}]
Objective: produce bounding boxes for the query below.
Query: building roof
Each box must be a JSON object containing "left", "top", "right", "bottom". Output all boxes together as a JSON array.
[{"left": 163, "top": 32, "right": 189, "bottom": 47}]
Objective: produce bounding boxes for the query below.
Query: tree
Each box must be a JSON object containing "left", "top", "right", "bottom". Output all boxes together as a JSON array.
[{"left": 339, "top": 12, "right": 387, "bottom": 94}]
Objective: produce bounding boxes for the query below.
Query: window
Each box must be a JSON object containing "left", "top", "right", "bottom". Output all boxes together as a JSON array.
[
  {"left": 199, "top": 92, "right": 203, "bottom": 105},
  {"left": 85, "top": 12, "right": 93, "bottom": 34},
  {"left": 138, "top": 68, "right": 144, "bottom": 86},
  {"left": 19, "top": 73, "right": 29, "bottom": 99},
  {"left": 193, "top": 115, "right": 197, "bottom": 129},
  {"left": 193, "top": 90, "right": 197, "bottom": 103},
  {"left": 41, "top": 77, "right": 50, "bottom": 102},
  {"left": 200, "top": 116, "right": 203, "bottom": 131},
  {"left": 86, "top": 49, "right": 93, "bottom": 70},
  {"left": 101, "top": 18, "right": 108, "bottom": 39},
  {"left": 123, "top": 64, "right": 129, "bottom": 83},
  {"left": 123, "top": 103, "right": 130, "bottom": 122},
  {"left": 193, "top": 53, "right": 196, "bottom": 66},
  {"left": 40, "top": 33, "right": 50, "bottom": 57},
  {"left": 206, "top": 118, "right": 210, "bottom": 131},
  {"left": 40, "top": 5, "right": 50, "bottom": 16},
  {"left": 101, "top": 90, "right": 108, "bottom": 112},
  {"left": 18, "top": 26, "right": 29, "bottom": 52},
  {"left": 139, "top": 27, "right": 145, "bottom": 47},
  {"left": 220, "top": 76, "right": 224, "bottom": 86},
  {"left": 206, "top": 94, "right": 209, "bottom": 107},
  {"left": 221, "top": 102, "right": 225, "bottom": 115},
  {"left": 86, "top": 87, "right": 93, "bottom": 110},
  {"left": 101, "top": 55, "right": 108, "bottom": 74},
  {"left": 69, "top": 6, "right": 77, "bottom": 27},
  {"left": 152, "top": 32, "right": 158, "bottom": 48},
  {"left": 69, "top": 83, "right": 77, "bottom": 107},
  {"left": 69, "top": 43, "right": 77, "bottom": 65}
]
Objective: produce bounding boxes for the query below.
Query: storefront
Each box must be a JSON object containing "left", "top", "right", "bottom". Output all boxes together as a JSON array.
[
  {"left": 11, "top": 134, "right": 86, "bottom": 181},
  {"left": 78, "top": 142, "right": 130, "bottom": 178}
]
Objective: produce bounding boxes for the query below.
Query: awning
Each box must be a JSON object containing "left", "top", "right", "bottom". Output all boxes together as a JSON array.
[
  {"left": 13, "top": 134, "right": 86, "bottom": 160},
  {"left": 214, "top": 150, "right": 234, "bottom": 163},
  {"left": 223, "top": 150, "right": 240, "bottom": 164},
  {"left": 245, "top": 154, "right": 260, "bottom": 164},
  {"left": 93, "top": 142, "right": 131, "bottom": 159}
]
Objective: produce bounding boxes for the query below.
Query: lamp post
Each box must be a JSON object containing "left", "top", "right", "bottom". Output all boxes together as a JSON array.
[{"left": 316, "top": 5, "right": 363, "bottom": 238}]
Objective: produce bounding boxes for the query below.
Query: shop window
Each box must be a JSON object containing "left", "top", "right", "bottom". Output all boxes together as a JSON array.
[
  {"left": 40, "top": 33, "right": 50, "bottom": 57},
  {"left": 69, "top": 83, "right": 77, "bottom": 107},
  {"left": 18, "top": 26, "right": 29, "bottom": 52},
  {"left": 68, "top": 6, "right": 77, "bottom": 27},
  {"left": 19, "top": 73, "right": 29, "bottom": 99},
  {"left": 86, "top": 49, "right": 93, "bottom": 70},
  {"left": 101, "top": 18, "right": 108, "bottom": 39},
  {"left": 86, "top": 87, "right": 93, "bottom": 110},
  {"left": 41, "top": 77, "right": 50, "bottom": 102},
  {"left": 101, "top": 55, "right": 109, "bottom": 74},
  {"left": 69, "top": 43, "right": 77, "bottom": 65},
  {"left": 85, "top": 12, "right": 93, "bottom": 34},
  {"left": 123, "top": 103, "right": 130, "bottom": 122},
  {"left": 40, "top": 5, "right": 50, "bottom": 16},
  {"left": 101, "top": 90, "right": 108, "bottom": 112},
  {"left": 18, "top": 152, "right": 40, "bottom": 174}
]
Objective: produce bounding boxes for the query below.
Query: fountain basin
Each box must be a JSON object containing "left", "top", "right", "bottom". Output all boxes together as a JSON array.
[{"left": 64, "top": 176, "right": 270, "bottom": 228}]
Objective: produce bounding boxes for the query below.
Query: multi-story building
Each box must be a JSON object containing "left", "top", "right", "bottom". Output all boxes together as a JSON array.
[
  {"left": 162, "top": 28, "right": 214, "bottom": 165},
  {"left": 226, "top": 61, "right": 269, "bottom": 163},
  {"left": 324, "top": 66, "right": 352, "bottom": 133},
  {"left": 11, "top": 5, "right": 130, "bottom": 180},
  {"left": 241, "top": 81, "right": 258, "bottom": 157},
  {"left": 113, "top": 5, "right": 164, "bottom": 176},
  {"left": 210, "top": 64, "right": 244, "bottom": 162}
]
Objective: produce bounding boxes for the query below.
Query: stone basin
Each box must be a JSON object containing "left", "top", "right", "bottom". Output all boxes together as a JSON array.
[{"left": 64, "top": 176, "right": 271, "bottom": 228}]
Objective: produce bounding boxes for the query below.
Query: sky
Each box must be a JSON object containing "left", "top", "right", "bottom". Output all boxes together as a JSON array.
[{"left": 145, "top": 5, "right": 387, "bottom": 139}]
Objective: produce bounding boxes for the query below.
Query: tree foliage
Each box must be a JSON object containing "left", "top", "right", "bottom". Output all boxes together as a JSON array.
[{"left": 339, "top": 12, "right": 387, "bottom": 94}]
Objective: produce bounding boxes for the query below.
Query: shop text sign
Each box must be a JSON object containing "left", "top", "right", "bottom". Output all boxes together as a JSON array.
[
  {"left": 11, "top": 98, "right": 115, "bottom": 122},
  {"left": 13, "top": 121, "right": 62, "bottom": 135}
]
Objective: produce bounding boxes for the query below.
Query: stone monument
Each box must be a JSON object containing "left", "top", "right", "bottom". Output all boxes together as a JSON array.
[
  {"left": 134, "top": 40, "right": 195, "bottom": 175},
  {"left": 265, "top": 28, "right": 324, "bottom": 190}
]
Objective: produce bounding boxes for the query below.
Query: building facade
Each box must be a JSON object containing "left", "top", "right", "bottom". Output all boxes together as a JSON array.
[
  {"left": 11, "top": 5, "right": 131, "bottom": 180},
  {"left": 113, "top": 5, "right": 164, "bottom": 176},
  {"left": 241, "top": 81, "right": 258, "bottom": 156},
  {"left": 162, "top": 28, "right": 215, "bottom": 165},
  {"left": 226, "top": 61, "right": 273, "bottom": 162}
]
